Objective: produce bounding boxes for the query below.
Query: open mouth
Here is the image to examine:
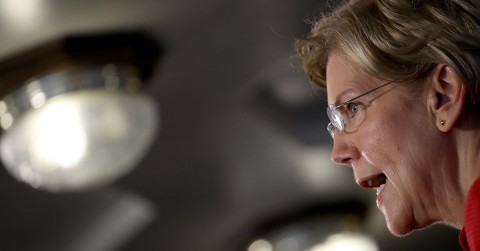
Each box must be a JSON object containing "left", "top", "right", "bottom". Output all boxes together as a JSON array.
[
  {"left": 358, "top": 173, "right": 387, "bottom": 207},
  {"left": 358, "top": 173, "right": 387, "bottom": 191}
]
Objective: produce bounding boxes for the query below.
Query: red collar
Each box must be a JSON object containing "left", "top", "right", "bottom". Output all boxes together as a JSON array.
[
  {"left": 460, "top": 227, "right": 470, "bottom": 251},
  {"left": 460, "top": 177, "right": 480, "bottom": 251}
]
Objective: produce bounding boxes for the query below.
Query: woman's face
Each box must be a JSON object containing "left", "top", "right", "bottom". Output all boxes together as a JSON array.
[{"left": 326, "top": 53, "right": 441, "bottom": 236}]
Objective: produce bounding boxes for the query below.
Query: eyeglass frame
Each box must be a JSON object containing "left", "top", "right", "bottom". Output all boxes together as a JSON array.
[{"left": 327, "top": 81, "right": 393, "bottom": 138}]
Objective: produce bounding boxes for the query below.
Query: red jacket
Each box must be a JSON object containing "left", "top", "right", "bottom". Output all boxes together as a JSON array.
[{"left": 460, "top": 177, "right": 480, "bottom": 251}]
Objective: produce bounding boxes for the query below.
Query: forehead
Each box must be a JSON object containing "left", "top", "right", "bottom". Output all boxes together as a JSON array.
[{"left": 326, "top": 53, "right": 377, "bottom": 103}]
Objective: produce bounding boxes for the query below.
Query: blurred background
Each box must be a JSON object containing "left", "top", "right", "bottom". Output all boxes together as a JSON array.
[{"left": 0, "top": 0, "right": 462, "bottom": 250}]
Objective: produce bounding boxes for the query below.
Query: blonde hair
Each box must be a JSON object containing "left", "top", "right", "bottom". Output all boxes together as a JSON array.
[{"left": 296, "top": 0, "right": 480, "bottom": 104}]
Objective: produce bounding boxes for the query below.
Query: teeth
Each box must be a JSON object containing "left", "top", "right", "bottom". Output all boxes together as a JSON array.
[
  {"left": 367, "top": 179, "right": 373, "bottom": 187},
  {"left": 375, "top": 184, "right": 385, "bottom": 196}
]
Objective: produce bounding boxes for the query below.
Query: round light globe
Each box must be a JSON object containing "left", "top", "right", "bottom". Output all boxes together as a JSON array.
[{"left": 0, "top": 90, "right": 158, "bottom": 192}]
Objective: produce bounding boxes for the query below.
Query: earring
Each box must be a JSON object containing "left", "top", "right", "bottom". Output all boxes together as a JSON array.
[{"left": 440, "top": 120, "right": 446, "bottom": 126}]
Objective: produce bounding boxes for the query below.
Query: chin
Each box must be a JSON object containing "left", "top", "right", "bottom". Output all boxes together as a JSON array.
[
  {"left": 386, "top": 221, "right": 414, "bottom": 237},
  {"left": 385, "top": 215, "right": 433, "bottom": 237}
]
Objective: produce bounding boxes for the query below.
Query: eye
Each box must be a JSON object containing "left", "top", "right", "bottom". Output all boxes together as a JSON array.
[{"left": 346, "top": 102, "right": 360, "bottom": 113}]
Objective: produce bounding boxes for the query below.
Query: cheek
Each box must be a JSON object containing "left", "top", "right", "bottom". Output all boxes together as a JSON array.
[
  {"left": 360, "top": 96, "right": 424, "bottom": 169},
  {"left": 359, "top": 110, "right": 402, "bottom": 166}
]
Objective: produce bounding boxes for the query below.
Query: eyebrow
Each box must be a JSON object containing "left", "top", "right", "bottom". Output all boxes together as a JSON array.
[{"left": 331, "top": 88, "right": 356, "bottom": 105}]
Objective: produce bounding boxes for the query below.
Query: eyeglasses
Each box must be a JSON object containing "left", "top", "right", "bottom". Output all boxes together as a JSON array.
[{"left": 327, "top": 81, "right": 393, "bottom": 138}]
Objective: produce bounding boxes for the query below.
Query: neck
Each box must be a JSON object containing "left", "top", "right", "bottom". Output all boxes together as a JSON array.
[{"left": 449, "top": 123, "right": 480, "bottom": 227}]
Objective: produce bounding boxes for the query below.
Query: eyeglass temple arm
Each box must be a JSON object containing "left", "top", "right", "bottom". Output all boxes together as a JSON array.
[{"left": 334, "top": 81, "right": 393, "bottom": 109}]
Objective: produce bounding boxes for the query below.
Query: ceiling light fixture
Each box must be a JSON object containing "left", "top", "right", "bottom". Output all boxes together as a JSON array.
[
  {"left": 0, "top": 32, "right": 161, "bottom": 192},
  {"left": 241, "top": 200, "right": 375, "bottom": 251}
]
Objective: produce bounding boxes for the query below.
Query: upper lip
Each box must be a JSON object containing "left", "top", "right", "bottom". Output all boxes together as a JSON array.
[{"left": 357, "top": 173, "right": 387, "bottom": 189}]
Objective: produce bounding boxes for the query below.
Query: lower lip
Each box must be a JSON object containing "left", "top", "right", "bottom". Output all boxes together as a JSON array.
[{"left": 376, "top": 182, "right": 387, "bottom": 208}]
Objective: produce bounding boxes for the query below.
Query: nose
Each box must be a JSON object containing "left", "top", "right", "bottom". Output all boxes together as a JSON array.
[{"left": 330, "top": 134, "right": 358, "bottom": 167}]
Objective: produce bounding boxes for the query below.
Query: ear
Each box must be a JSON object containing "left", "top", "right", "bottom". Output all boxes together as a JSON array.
[{"left": 427, "top": 64, "right": 465, "bottom": 132}]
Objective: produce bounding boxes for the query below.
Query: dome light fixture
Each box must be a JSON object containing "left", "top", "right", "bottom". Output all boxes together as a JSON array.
[{"left": 0, "top": 32, "right": 161, "bottom": 192}]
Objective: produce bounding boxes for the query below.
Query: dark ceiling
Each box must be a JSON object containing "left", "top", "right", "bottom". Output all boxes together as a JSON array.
[{"left": 0, "top": 1, "right": 462, "bottom": 250}]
